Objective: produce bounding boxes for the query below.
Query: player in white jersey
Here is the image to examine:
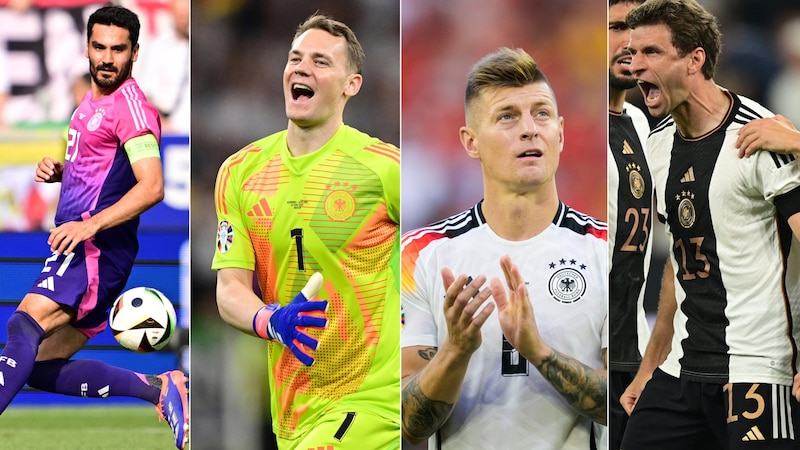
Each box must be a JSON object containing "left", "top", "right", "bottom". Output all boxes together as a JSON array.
[
  {"left": 620, "top": 1, "right": 800, "bottom": 448},
  {"left": 606, "top": 2, "right": 653, "bottom": 449},
  {"left": 401, "top": 48, "right": 608, "bottom": 450}
]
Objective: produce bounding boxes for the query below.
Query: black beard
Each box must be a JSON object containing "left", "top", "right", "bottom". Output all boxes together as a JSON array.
[
  {"left": 90, "top": 59, "right": 132, "bottom": 90},
  {"left": 609, "top": 69, "right": 637, "bottom": 91}
]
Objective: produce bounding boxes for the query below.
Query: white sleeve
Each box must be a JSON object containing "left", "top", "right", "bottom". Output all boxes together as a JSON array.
[
  {"left": 750, "top": 148, "right": 800, "bottom": 202},
  {"left": 401, "top": 247, "right": 440, "bottom": 348}
]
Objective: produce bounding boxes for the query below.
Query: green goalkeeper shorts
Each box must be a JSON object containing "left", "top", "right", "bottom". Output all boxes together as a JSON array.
[{"left": 277, "top": 407, "right": 400, "bottom": 450}]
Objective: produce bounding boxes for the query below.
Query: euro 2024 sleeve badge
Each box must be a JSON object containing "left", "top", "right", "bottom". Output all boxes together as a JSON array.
[{"left": 217, "top": 220, "right": 234, "bottom": 254}]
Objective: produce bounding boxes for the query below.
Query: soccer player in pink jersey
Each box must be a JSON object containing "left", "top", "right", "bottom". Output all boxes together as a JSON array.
[{"left": 0, "top": 6, "right": 188, "bottom": 449}]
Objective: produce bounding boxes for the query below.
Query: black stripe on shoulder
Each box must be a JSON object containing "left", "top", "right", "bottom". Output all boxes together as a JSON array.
[
  {"left": 732, "top": 116, "right": 749, "bottom": 126},
  {"left": 555, "top": 203, "right": 607, "bottom": 236},
  {"left": 738, "top": 101, "right": 766, "bottom": 121},
  {"left": 769, "top": 152, "right": 797, "bottom": 169},
  {"left": 733, "top": 99, "right": 767, "bottom": 126},
  {"left": 403, "top": 202, "right": 485, "bottom": 243},
  {"left": 443, "top": 202, "right": 485, "bottom": 239},
  {"left": 650, "top": 116, "right": 674, "bottom": 136}
]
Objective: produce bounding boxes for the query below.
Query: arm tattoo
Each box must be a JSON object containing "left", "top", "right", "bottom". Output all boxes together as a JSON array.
[
  {"left": 402, "top": 372, "right": 454, "bottom": 442},
  {"left": 418, "top": 346, "right": 437, "bottom": 361},
  {"left": 535, "top": 350, "right": 607, "bottom": 424}
]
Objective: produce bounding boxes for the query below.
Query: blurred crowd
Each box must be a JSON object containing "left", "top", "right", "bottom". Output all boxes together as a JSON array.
[{"left": 0, "top": 0, "right": 188, "bottom": 132}]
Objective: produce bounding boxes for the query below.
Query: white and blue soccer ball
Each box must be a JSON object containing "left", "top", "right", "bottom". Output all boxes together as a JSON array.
[{"left": 109, "top": 286, "right": 176, "bottom": 353}]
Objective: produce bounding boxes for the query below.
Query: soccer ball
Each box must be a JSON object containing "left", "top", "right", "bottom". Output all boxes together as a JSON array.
[{"left": 109, "top": 287, "right": 176, "bottom": 352}]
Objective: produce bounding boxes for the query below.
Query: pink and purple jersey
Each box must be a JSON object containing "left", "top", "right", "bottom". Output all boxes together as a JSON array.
[
  {"left": 58, "top": 78, "right": 161, "bottom": 229},
  {"left": 27, "top": 78, "right": 161, "bottom": 337}
]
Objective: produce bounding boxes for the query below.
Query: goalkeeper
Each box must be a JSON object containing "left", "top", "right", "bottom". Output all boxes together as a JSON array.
[{"left": 211, "top": 13, "right": 401, "bottom": 450}]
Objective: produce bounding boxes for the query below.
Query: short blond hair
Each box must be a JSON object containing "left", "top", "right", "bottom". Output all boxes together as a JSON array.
[{"left": 464, "top": 47, "right": 553, "bottom": 123}]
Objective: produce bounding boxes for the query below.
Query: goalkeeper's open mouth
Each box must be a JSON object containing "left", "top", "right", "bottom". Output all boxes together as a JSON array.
[{"left": 291, "top": 83, "right": 315, "bottom": 101}]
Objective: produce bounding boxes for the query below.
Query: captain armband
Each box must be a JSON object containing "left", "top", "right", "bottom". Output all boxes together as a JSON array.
[{"left": 124, "top": 134, "right": 161, "bottom": 164}]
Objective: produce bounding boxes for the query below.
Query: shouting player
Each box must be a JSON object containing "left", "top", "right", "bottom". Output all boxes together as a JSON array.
[
  {"left": 0, "top": 5, "right": 189, "bottom": 449},
  {"left": 212, "top": 14, "right": 400, "bottom": 450},
  {"left": 620, "top": 1, "right": 800, "bottom": 448},
  {"left": 401, "top": 47, "right": 608, "bottom": 449}
]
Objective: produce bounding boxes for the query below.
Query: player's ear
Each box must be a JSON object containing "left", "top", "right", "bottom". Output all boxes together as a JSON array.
[
  {"left": 686, "top": 46, "right": 705, "bottom": 77},
  {"left": 460, "top": 126, "right": 480, "bottom": 160},
  {"left": 131, "top": 43, "right": 139, "bottom": 63},
  {"left": 344, "top": 73, "right": 362, "bottom": 98},
  {"left": 558, "top": 116, "right": 565, "bottom": 153}
]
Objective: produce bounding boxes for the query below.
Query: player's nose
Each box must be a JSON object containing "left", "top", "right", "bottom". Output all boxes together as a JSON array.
[{"left": 520, "top": 113, "right": 538, "bottom": 140}]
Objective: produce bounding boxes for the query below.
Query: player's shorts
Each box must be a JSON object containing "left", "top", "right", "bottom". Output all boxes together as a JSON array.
[
  {"left": 28, "top": 236, "right": 135, "bottom": 338},
  {"left": 621, "top": 368, "right": 800, "bottom": 450},
  {"left": 277, "top": 407, "right": 400, "bottom": 450},
  {"left": 609, "top": 370, "right": 635, "bottom": 450}
]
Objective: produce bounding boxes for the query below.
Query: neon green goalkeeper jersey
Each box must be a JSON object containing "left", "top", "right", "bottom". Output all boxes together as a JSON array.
[{"left": 212, "top": 124, "right": 401, "bottom": 439}]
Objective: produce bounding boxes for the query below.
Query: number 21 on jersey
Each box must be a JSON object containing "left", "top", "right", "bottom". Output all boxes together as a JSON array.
[{"left": 66, "top": 129, "right": 81, "bottom": 162}]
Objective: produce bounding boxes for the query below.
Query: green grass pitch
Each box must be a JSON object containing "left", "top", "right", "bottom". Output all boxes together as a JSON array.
[{"left": 0, "top": 405, "right": 188, "bottom": 449}]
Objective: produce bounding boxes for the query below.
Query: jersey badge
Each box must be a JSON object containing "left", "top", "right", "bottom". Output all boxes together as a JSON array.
[
  {"left": 87, "top": 108, "right": 106, "bottom": 131},
  {"left": 324, "top": 182, "right": 357, "bottom": 222},
  {"left": 547, "top": 258, "right": 588, "bottom": 303},
  {"left": 217, "top": 220, "right": 234, "bottom": 253},
  {"left": 677, "top": 191, "right": 696, "bottom": 229},
  {"left": 626, "top": 162, "right": 646, "bottom": 199}
]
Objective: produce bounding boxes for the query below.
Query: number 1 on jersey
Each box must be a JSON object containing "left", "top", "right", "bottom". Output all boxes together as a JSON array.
[{"left": 291, "top": 228, "right": 305, "bottom": 271}]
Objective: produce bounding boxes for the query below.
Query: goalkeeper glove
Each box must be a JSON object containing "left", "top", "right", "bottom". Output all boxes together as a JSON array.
[{"left": 253, "top": 272, "right": 328, "bottom": 366}]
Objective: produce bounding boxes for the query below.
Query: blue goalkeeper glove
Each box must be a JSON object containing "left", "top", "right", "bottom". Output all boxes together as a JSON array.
[{"left": 253, "top": 272, "right": 328, "bottom": 366}]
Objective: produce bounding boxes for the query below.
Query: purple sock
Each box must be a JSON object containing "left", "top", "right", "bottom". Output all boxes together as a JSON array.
[
  {"left": 27, "top": 359, "right": 161, "bottom": 405},
  {"left": 0, "top": 311, "right": 45, "bottom": 414}
]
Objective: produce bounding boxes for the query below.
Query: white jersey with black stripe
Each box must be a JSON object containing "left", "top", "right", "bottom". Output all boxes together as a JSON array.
[
  {"left": 646, "top": 90, "right": 800, "bottom": 385},
  {"left": 401, "top": 201, "right": 608, "bottom": 449}
]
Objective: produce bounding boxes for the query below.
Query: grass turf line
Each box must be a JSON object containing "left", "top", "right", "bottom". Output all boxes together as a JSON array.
[{"left": 0, "top": 405, "right": 188, "bottom": 449}]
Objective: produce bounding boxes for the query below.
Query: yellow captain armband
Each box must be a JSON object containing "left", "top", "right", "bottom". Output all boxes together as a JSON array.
[{"left": 124, "top": 134, "right": 161, "bottom": 164}]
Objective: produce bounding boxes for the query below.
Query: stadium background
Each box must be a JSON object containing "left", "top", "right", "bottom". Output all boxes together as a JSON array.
[
  {"left": 1, "top": 0, "right": 799, "bottom": 448},
  {"left": 0, "top": 0, "right": 189, "bottom": 415}
]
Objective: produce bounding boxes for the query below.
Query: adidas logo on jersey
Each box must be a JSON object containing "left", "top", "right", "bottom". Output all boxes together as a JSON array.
[
  {"left": 741, "top": 425, "right": 765, "bottom": 441},
  {"left": 37, "top": 276, "right": 55, "bottom": 291},
  {"left": 680, "top": 167, "right": 696, "bottom": 183},
  {"left": 246, "top": 198, "right": 272, "bottom": 218},
  {"left": 622, "top": 140, "right": 635, "bottom": 154}
]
